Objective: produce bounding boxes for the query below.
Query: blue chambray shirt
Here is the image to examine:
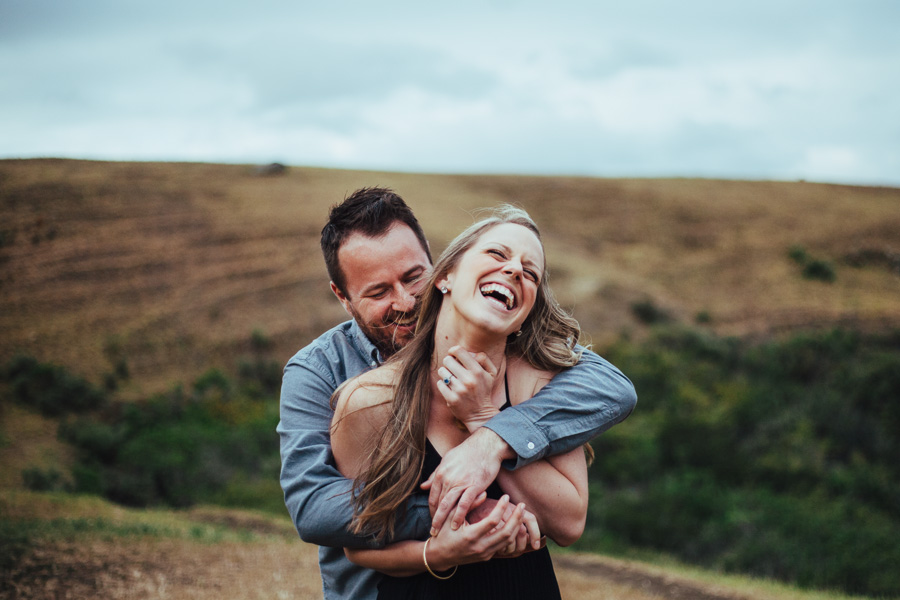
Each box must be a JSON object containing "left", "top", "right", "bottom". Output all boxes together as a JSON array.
[{"left": 277, "top": 319, "right": 636, "bottom": 600}]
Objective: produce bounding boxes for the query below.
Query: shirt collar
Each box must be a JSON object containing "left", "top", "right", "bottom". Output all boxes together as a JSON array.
[{"left": 349, "top": 319, "right": 383, "bottom": 368}]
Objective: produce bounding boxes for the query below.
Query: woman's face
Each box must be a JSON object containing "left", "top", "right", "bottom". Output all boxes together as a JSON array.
[{"left": 439, "top": 223, "right": 545, "bottom": 337}]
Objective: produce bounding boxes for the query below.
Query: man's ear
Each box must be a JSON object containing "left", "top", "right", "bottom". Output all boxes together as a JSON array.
[{"left": 330, "top": 281, "right": 353, "bottom": 316}]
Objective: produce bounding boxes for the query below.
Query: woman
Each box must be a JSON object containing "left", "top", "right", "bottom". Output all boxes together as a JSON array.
[{"left": 331, "top": 205, "right": 589, "bottom": 598}]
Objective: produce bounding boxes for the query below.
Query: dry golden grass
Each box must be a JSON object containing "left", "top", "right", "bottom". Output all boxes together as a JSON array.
[
  {"left": 0, "top": 406, "right": 73, "bottom": 491},
  {"left": 8, "top": 538, "right": 321, "bottom": 600},
  {"left": 2, "top": 159, "right": 898, "bottom": 395},
  {"left": 1, "top": 159, "right": 898, "bottom": 599},
  {"left": 2, "top": 491, "right": 873, "bottom": 600}
]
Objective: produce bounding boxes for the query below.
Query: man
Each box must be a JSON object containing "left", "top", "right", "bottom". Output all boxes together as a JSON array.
[{"left": 278, "top": 188, "right": 636, "bottom": 599}]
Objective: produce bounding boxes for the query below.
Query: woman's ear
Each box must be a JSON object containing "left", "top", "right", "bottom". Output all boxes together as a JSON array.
[{"left": 437, "top": 278, "right": 450, "bottom": 294}]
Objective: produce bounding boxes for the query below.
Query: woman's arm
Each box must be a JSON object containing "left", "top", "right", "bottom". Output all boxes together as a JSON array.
[
  {"left": 441, "top": 360, "right": 590, "bottom": 547},
  {"left": 496, "top": 366, "right": 590, "bottom": 547},
  {"left": 333, "top": 372, "right": 539, "bottom": 576},
  {"left": 495, "top": 447, "right": 588, "bottom": 547}
]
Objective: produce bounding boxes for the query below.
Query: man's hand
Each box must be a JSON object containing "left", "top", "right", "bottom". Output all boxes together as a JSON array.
[
  {"left": 421, "top": 427, "right": 515, "bottom": 535},
  {"left": 436, "top": 346, "right": 498, "bottom": 431}
]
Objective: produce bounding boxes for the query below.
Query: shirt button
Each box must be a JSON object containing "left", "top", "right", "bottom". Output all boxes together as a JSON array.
[{"left": 527, "top": 442, "right": 535, "bottom": 450}]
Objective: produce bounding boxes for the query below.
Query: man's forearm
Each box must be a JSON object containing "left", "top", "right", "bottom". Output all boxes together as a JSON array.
[
  {"left": 278, "top": 360, "right": 432, "bottom": 548},
  {"left": 483, "top": 347, "right": 636, "bottom": 469},
  {"left": 471, "top": 426, "right": 516, "bottom": 463}
]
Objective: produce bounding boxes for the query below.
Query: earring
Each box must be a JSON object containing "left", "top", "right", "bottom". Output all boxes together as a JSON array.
[
  {"left": 515, "top": 329, "right": 522, "bottom": 337},
  {"left": 440, "top": 285, "right": 448, "bottom": 294}
]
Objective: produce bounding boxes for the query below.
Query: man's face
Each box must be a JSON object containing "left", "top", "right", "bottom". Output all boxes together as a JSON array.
[{"left": 331, "top": 223, "right": 431, "bottom": 358}]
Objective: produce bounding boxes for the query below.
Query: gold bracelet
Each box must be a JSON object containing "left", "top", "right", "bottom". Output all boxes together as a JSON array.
[{"left": 423, "top": 537, "right": 458, "bottom": 580}]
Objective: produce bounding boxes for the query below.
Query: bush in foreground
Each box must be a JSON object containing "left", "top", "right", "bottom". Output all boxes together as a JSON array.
[{"left": 582, "top": 326, "right": 900, "bottom": 597}]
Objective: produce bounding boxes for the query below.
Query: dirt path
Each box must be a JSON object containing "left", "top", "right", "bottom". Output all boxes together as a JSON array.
[
  {"left": 554, "top": 554, "right": 750, "bottom": 600},
  {"left": 2, "top": 536, "right": 757, "bottom": 600}
]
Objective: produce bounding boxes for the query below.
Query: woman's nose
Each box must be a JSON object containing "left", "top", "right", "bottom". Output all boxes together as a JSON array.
[{"left": 503, "top": 260, "right": 523, "bottom": 277}]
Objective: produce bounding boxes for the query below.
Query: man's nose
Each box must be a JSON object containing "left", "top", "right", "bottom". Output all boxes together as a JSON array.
[{"left": 393, "top": 286, "right": 416, "bottom": 312}]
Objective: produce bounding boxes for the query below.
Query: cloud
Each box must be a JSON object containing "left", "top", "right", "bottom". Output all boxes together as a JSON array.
[{"left": 1, "top": 1, "right": 898, "bottom": 185}]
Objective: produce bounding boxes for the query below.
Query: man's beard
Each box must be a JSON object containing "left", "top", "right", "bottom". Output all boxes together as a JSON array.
[{"left": 350, "top": 305, "right": 418, "bottom": 360}]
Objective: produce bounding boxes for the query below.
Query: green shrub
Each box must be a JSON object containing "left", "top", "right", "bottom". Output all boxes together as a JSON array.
[
  {"left": 0, "top": 519, "right": 32, "bottom": 574},
  {"left": 192, "top": 368, "right": 231, "bottom": 403},
  {"left": 802, "top": 259, "right": 836, "bottom": 282},
  {"left": 788, "top": 244, "right": 808, "bottom": 263},
  {"left": 250, "top": 328, "right": 273, "bottom": 352},
  {"left": 58, "top": 417, "right": 124, "bottom": 465},
  {"left": 22, "top": 467, "right": 66, "bottom": 492},
  {"left": 59, "top": 369, "right": 281, "bottom": 512},
  {"left": 238, "top": 358, "right": 283, "bottom": 398},
  {"left": 788, "top": 245, "right": 838, "bottom": 283},
  {"left": 630, "top": 299, "right": 672, "bottom": 325},
  {"left": 585, "top": 327, "right": 900, "bottom": 597},
  {"left": 2, "top": 355, "right": 107, "bottom": 417}
]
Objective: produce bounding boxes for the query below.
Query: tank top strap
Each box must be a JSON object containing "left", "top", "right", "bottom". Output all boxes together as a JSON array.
[{"left": 500, "top": 371, "right": 511, "bottom": 411}]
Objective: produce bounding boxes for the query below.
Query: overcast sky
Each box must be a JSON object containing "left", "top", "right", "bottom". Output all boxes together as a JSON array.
[{"left": 2, "top": 0, "right": 898, "bottom": 185}]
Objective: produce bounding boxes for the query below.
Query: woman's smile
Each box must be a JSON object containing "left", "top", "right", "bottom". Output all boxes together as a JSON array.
[
  {"left": 479, "top": 282, "right": 517, "bottom": 311},
  {"left": 441, "top": 222, "right": 544, "bottom": 337}
]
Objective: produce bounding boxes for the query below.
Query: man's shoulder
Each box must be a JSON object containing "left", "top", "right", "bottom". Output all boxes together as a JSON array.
[
  {"left": 284, "top": 320, "right": 375, "bottom": 383},
  {"left": 287, "top": 320, "right": 362, "bottom": 363}
]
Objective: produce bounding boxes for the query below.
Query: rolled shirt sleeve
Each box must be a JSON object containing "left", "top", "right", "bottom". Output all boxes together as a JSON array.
[{"left": 483, "top": 346, "right": 636, "bottom": 470}]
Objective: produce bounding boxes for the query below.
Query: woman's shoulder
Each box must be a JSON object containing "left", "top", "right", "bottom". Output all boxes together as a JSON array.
[
  {"left": 507, "top": 356, "right": 557, "bottom": 405},
  {"left": 334, "top": 362, "right": 399, "bottom": 414},
  {"left": 331, "top": 363, "right": 400, "bottom": 478}
]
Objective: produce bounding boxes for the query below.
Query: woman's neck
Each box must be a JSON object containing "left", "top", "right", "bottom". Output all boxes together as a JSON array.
[{"left": 431, "top": 311, "right": 508, "bottom": 387}]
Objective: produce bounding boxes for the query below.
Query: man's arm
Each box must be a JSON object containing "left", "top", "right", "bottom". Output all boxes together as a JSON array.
[
  {"left": 277, "top": 355, "right": 430, "bottom": 548},
  {"left": 426, "top": 346, "right": 636, "bottom": 532},
  {"left": 485, "top": 346, "right": 636, "bottom": 469}
]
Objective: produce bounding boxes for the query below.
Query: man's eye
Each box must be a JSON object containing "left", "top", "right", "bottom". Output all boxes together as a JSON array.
[{"left": 369, "top": 290, "right": 387, "bottom": 299}]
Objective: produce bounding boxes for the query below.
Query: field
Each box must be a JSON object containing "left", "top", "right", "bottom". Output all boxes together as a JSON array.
[
  {"left": 2, "top": 159, "right": 898, "bottom": 392},
  {"left": 2, "top": 490, "right": 872, "bottom": 600},
  {"left": 1, "top": 159, "right": 899, "bottom": 599}
]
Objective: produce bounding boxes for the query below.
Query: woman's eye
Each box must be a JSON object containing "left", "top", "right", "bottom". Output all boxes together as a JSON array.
[
  {"left": 488, "top": 249, "right": 505, "bottom": 259},
  {"left": 525, "top": 270, "right": 538, "bottom": 282}
]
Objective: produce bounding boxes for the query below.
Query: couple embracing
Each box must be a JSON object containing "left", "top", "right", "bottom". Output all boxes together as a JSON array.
[{"left": 278, "top": 188, "right": 636, "bottom": 599}]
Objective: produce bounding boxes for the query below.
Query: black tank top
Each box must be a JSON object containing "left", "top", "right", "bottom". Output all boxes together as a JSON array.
[{"left": 376, "top": 376, "right": 562, "bottom": 599}]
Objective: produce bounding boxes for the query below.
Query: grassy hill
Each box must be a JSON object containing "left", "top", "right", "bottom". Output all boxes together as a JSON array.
[
  {"left": 2, "top": 159, "right": 898, "bottom": 392},
  {"left": 2, "top": 159, "right": 899, "bottom": 598}
]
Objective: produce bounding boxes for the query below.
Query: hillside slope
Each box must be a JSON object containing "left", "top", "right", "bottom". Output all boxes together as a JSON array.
[
  {"left": 1, "top": 159, "right": 897, "bottom": 599},
  {"left": 2, "top": 159, "right": 898, "bottom": 394}
]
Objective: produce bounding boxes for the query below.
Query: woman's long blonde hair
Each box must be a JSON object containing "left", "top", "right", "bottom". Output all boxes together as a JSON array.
[{"left": 350, "top": 205, "right": 583, "bottom": 541}]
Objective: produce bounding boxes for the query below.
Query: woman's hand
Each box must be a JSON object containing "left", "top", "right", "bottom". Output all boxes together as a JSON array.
[
  {"left": 436, "top": 346, "right": 499, "bottom": 431},
  {"left": 341, "top": 495, "right": 539, "bottom": 577},
  {"left": 467, "top": 497, "right": 543, "bottom": 557},
  {"left": 424, "top": 495, "right": 529, "bottom": 571}
]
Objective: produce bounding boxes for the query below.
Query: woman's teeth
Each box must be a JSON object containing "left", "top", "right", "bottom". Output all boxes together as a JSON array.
[{"left": 480, "top": 283, "right": 515, "bottom": 310}]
